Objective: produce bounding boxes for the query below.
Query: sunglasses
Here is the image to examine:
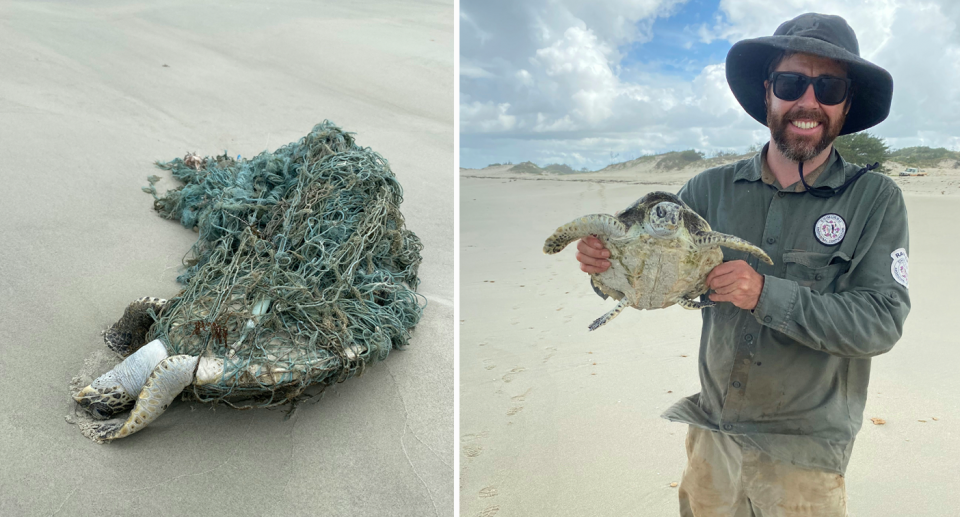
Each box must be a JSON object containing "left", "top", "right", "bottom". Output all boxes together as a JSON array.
[{"left": 769, "top": 72, "right": 851, "bottom": 105}]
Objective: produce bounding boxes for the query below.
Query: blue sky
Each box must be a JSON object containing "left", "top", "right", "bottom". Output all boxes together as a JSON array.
[
  {"left": 620, "top": 0, "right": 730, "bottom": 81},
  {"left": 460, "top": 0, "right": 960, "bottom": 170}
]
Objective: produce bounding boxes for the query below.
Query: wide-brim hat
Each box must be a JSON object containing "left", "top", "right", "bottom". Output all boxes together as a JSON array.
[{"left": 726, "top": 13, "right": 893, "bottom": 135}]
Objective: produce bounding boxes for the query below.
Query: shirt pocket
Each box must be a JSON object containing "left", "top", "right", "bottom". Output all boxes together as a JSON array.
[{"left": 782, "top": 250, "right": 851, "bottom": 294}]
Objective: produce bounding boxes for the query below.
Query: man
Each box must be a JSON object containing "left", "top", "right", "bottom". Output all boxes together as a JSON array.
[{"left": 576, "top": 13, "right": 909, "bottom": 516}]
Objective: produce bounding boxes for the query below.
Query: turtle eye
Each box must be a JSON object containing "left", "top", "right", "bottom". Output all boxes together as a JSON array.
[{"left": 656, "top": 205, "right": 665, "bottom": 218}]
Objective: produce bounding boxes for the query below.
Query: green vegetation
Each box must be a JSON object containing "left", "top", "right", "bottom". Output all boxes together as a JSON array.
[
  {"left": 655, "top": 149, "right": 704, "bottom": 170},
  {"left": 492, "top": 138, "right": 960, "bottom": 176},
  {"left": 508, "top": 161, "right": 544, "bottom": 174},
  {"left": 506, "top": 162, "right": 584, "bottom": 174},
  {"left": 543, "top": 163, "right": 576, "bottom": 174},
  {"left": 833, "top": 132, "right": 890, "bottom": 170},
  {"left": 888, "top": 146, "right": 960, "bottom": 168}
]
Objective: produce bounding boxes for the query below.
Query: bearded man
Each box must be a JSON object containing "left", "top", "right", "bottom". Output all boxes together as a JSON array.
[{"left": 576, "top": 13, "right": 909, "bottom": 516}]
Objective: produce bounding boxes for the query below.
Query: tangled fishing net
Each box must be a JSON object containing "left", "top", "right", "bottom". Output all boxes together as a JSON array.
[{"left": 141, "top": 121, "right": 424, "bottom": 408}]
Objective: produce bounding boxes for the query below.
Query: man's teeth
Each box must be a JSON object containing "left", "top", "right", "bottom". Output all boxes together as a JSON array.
[{"left": 792, "top": 120, "right": 820, "bottom": 129}]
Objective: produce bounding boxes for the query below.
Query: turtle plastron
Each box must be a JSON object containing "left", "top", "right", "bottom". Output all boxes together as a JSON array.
[{"left": 544, "top": 191, "right": 773, "bottom": 331}]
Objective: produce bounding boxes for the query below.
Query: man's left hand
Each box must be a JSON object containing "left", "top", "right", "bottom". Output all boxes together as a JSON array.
[{"left": 706, "top": 260, "right": 765, "bottom": 311}]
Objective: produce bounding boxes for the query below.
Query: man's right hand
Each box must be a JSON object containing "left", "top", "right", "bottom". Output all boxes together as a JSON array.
[{"left": 576, "top": 236, "right": 611, "bottom": 273}]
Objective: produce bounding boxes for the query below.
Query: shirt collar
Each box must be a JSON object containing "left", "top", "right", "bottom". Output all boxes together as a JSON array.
[{"left": 736, "top": 142, "right": 847, "bottom": 192}]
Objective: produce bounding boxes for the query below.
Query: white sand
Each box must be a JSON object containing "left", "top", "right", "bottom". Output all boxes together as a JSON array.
[
  {"left": 459, "top": 169, "right": 960, "bottom": 515},
  {"left": 0, "top": 2, "right": 452, "bottom": 515}
]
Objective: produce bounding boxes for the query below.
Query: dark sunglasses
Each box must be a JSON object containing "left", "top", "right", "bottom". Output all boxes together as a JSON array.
[{"left": 769, "top": 72, "right": 851, "bottom": 105}]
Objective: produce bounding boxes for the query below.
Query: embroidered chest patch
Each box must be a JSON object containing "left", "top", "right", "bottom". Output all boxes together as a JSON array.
[
  {"left": 814, "top": 213, "right": 846, "bottom": 246},
  {"left": 891, "top": 248, "right": 909, "bottom": 288}
]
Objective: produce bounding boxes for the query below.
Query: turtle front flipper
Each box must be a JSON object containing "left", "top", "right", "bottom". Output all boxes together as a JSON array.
[
  {"left": 693, "top": 232, "right": 773, "bottom": 265},
  {"left": 74, "top": 339, "right": 169, "bottom": 419},
  {"left": 104, "top": 297, "right": 169, "bottom": 357},
  {"left": 85, "top": 354, "right": 198, "bottom": 442},
  {"left": 544, "top": 214, "right": 627, "bottom": 254},
  {"left": 588, "top": 299, "right": 630, "bottom": 331}
]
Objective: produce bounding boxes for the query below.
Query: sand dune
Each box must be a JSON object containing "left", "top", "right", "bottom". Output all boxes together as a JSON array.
[{"left": 462, "top": 155, "right": 960, "bottom": 196}]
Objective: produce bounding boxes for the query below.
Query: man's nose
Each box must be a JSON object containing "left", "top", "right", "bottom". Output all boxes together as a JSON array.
[{"left": 796, "top": 82, "right": 819, "bottom": 107}]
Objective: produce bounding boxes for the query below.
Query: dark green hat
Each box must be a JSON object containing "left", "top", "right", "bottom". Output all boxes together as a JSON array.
[{"left": 725, "top": 13, "right": 893, "bottom": 135}]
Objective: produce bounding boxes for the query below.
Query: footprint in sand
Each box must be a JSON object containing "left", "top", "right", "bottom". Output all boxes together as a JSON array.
[
  {"left": 511, "top": 388, "right": 532, "bottom": 402},
  {"left": 479, "top": 486, "right": 498, "bottom": 498},
  {"left": 502, "top": 367, "right": 526, "bottom": 383},
  {"left": 477, "top": 506, "right": 500, "bottom": 517},
  {"left": 463, "top": 444, "right": 483, "bottom": 458},
  {"left": 506, "top": 406, "right": 523, "bottom": 416},
  {"left": 542, "top": 347, "right": 557, "bottom": 362}
]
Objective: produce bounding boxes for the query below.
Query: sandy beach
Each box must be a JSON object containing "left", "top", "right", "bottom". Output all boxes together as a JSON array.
[
  {"left": 459, "top": 164, "right": 960, "bottom": 515},
  {"left": 0, "top": 2, "right": 452, "bottom": 515}
]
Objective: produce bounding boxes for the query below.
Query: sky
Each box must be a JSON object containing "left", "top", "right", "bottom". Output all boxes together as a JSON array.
[{"left": 460, "top": 0, "right": 960, "bottom": 170}]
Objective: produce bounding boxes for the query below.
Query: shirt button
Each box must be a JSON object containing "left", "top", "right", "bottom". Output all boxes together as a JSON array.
[
  {"left": 766, "top": 237, "right": 777, "bottom": 244},
  {"left": 778, "top": 192, "right": 786, "bottom": 198},
  {"left": 815, "top": 274, "right": 823, "bottom": 281},
  {"left": 744, "top": 334, "right": 753, "bottom": 342},
  {"left": 763, "top": 315, "right": 772, "bottom": 323},
  {"left": 732, "top": 381, "right": 742, "bottom": 388},
  {"left": 723, "top": 424, "right": 734, "bottom": 430}
]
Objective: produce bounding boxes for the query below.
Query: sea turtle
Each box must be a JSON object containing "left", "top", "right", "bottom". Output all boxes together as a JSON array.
[
  {"left": 73, "top": 295, "right": 370, "bottom": 442},
  {"left": 543, "top": 191, "right": 773, "bottom": 330}
]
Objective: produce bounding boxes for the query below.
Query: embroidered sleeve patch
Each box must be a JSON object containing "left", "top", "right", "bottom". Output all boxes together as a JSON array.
[{"left": 890, "top": 248, "right": 909, "bottom": 288}]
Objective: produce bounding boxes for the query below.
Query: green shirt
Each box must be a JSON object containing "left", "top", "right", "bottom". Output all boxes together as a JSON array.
[{"left": 661, "top": 144, "right": 911, "bottom": 474}]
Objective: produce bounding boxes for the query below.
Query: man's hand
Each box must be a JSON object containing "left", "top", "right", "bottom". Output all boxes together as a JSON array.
[
  {"left": 706, "top": 260, "right": 765, "bottom": 311},
  {"left": 576, "top": 236, "right": 610, "bottom": 274}
]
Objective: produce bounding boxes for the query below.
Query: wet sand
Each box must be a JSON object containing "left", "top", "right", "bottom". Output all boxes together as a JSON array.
[
  {"left": 459, "top": 174, "right": 960, "bottom": 516},
  {"left": 0, "top": 2, "right": 453, "bottom": 515}
]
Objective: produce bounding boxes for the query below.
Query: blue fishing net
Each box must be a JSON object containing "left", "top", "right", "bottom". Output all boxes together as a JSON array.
[{"left": 142, "top": 121, "right": 424, "bottom": 407}]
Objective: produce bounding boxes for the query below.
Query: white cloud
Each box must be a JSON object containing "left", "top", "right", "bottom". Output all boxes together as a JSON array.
[
  {"left": 461, "top": 101, "right": 517, "bottom": 132},
  {"left": 461, "top": 64, "right": 496, "bottom": 79},
  {"left": 515, "top": 69, "right": 534, "bottom": 87},
  {"left": 461, "top": 0, "right": 960, "bottom": 169}
]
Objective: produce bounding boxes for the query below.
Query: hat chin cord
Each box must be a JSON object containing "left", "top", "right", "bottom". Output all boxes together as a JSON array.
[{"left": 798, "top": 160, "right": 879, "bottom": 198}]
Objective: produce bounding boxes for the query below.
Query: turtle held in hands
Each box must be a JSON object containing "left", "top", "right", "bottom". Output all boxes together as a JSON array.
[{"left": 543, "top": 191, "right": 773, "bottom": 330}]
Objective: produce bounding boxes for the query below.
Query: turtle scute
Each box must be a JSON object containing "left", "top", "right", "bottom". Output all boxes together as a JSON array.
[{"left": 544, "top": 191, "right": 773, "bottom": 330}]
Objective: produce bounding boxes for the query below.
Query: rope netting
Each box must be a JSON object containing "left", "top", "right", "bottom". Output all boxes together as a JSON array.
[{"left": 142, "top": 121, "right": 424, "bottom": 408}]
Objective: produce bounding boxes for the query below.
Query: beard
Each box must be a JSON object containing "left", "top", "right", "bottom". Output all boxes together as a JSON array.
[{"left": 767, "top": 104, "right": 845, "bottom": 163}]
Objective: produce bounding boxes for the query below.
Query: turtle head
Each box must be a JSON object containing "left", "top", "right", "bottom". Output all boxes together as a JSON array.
[
  {"left": 74, "top": 370, "right": 136, "bottom": 420},
  {"left": 646, "top": 201, "right": 681, "bottom": 237}
]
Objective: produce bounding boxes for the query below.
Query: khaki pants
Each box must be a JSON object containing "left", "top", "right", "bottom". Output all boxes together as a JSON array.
[{"left": 678, "top": 426, "right": 847, "bottom": 517}]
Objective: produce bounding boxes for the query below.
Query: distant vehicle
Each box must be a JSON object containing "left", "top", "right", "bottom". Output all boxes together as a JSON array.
[{"left": 899, "top": 167, "right": 927, "bottom": 177}]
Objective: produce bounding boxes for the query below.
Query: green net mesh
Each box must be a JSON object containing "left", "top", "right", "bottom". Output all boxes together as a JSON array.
[{"left": 141, "top": 121, "right": 424, "bottom": 408}]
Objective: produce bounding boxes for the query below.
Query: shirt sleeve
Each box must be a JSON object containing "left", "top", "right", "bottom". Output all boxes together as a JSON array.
[{"left": 752, "top": 186, "right": 911, "bottom": 357}]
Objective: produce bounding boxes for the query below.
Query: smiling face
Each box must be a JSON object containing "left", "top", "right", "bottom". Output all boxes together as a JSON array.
[{"left": 765, "top": 52, "right": 852, "bottom": 163}]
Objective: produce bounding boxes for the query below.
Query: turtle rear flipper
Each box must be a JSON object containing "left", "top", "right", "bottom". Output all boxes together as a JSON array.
[
  {"left": 588, "top": 299, "right": 630, "bottom": 331},
  {"left": 104, "top": 297, "right": 168, "bottom": 357},
  {"left": 85, "top": 354, "right": 198, "bottom": 442},
  {"left": 544, "top": 215, "right": 627, "bottom": 254},
  {"left": 694, "top": 232, "right": 773, "bottom": 265},
  {"left": 676, "top": 297, "right": 715, "bottom": 310}
]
